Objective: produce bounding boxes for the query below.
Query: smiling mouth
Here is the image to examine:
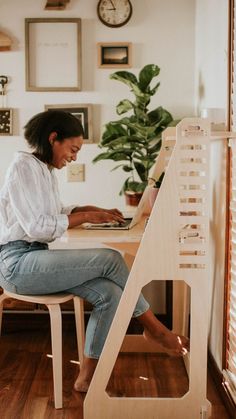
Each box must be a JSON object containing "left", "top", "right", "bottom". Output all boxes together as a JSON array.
[{"left": 62, "top": 159, "right": 71, "bottom": 166}]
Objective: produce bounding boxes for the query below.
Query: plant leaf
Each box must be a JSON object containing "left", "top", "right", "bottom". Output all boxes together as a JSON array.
[
  {"left": 126, "top": 180, "right": 147, "bottom": 193},
  {"left": 93, "top": 149, "right": 132, "bottom": 163},
  {"left": 138, "top": 64, "right": 160, "bottom": 91},
  {"left": 116, "top": 99, "right": 134, "bottom": 115},
  {"left": 133, "top": 161, "right": 147, "bottom": 181},
  {"left": 110, "top": 71, "right": 138, "bottom": 90},
  {"left": 149, "top": 81, "right": 161, "bottom": 96}
]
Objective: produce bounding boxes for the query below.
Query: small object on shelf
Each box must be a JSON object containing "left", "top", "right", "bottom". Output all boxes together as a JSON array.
[
  {"left": 44, "top": 0, "right": 70, "bottom": 10},
  {"left": 0, "top": 75, "right": 8, "bottom": 86},
  {"left": 0, "top": 31, "right": 12, "bottom": 51},
  {"left": 0, "top": 75, "right": 8, "bottom": 103}
]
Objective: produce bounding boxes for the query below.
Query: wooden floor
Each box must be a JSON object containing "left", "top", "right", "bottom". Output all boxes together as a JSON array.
[{"left": 0, "top": 314, "right": 231, "bottom": 419}]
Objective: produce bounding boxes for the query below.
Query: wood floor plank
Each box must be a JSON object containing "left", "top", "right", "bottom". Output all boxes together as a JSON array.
[
  {"left": 0, "top": 352, "right": 41, "bottom": 418},
  {"left": 0, "top": 316, "right": 231, "bottom": 419}
]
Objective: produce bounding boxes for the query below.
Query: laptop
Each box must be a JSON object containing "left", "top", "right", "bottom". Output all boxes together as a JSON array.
[{"left": 84, "top": 186, "right": 150, "bottom": 230}]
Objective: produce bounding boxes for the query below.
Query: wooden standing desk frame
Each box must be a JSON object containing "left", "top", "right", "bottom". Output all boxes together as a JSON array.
[
  {"left": 52, "top": 123, "right": 236, "bottom": 417},
  {"left": 52, "top": 118, "right": 212, "bottom": 417},
  {"left": 81, "top": 118, "right": 212, "bottom": 419}
]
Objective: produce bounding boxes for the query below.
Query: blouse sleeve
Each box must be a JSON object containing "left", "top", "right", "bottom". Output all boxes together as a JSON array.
[
  {"left": 51, "top": 172, "right": 78, "bottom": 215},
  {"left": 61, "top": 204, "right": 78, "bottom": 215},
  {"left": 7, "top": 160, "right": 69, "bottom": 242}
]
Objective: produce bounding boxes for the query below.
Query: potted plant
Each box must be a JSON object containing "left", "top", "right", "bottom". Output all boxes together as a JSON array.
[
  {"left": 93, "top": 64, "right": 173, "bottom": 205},
  {"left": 148, "top": 171, "right": 165, "bottom": 208}
]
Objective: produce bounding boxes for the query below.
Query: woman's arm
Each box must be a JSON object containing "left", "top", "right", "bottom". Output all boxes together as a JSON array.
[{"left": 71, "top": 205, "right": 123, "bottom": 216}]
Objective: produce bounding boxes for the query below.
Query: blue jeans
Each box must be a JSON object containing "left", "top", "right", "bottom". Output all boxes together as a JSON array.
[{"left": 0, "top": 240, "right": 149, "bottom": 358}]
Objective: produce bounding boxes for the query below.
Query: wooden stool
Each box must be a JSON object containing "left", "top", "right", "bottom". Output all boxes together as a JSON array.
[{"left": 0, "top": 290, "right": 85, "bottom": 409}]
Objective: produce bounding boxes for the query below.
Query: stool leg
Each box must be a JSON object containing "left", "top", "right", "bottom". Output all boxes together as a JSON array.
[
  {"left": 73, "top": 296, "right": 85, "bottom": 366},
  {"left": 0, "top": 294, "right": 8, "bottom": 336},
  {"left": 47, "top": 304, "right": 63, "bottom": 409}
]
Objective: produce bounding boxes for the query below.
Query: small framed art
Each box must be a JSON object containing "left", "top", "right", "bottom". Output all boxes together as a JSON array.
[
  {"left": 45, "top": 104, "right": 93, "bottom": 143},
  {"left": 25, "top": 18, "right": 81, "bottom": 91},
  {"left": 0, "top": 108, "right": 13, "bottom": 135},
  {"left": 97, "top": 42, "right": 132, "bottom": 68}
]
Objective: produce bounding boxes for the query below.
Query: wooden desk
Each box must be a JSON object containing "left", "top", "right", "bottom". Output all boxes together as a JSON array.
[
  {"left": 52, "top": 217, "right": 174, "bottom": 387},
  {"left": 50, "top": 217, "right": 145, "bottom": 276},
  {"left": 51, "top": 217, "right": 183, "bottom": 326},
  {"left": 50, "top": 217, "right": 146, "bottom": 257},
  {"left": 83, "top": 118, "right": 211, "bottom": 418},
  {"left": 50, "top": 216, "right": 167, "bottom": 316},
  {"left": 51, "top": 216, "right": 173, "bottom": 353}
]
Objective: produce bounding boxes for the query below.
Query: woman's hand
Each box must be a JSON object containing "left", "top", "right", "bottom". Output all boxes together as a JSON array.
[
  {"left": 103, "top": 208, "right": 124, "bottom": 217},
  {"left": 68, "top": 208, "right": 125, "bottom": 228},
  {"left": 85, "top": 210, "right": 125, "bottom": 225}
]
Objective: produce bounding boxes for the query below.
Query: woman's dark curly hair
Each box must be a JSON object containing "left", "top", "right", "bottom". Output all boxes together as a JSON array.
[{"left": 24, "top": 110, "right": 84, "bottom": 164}]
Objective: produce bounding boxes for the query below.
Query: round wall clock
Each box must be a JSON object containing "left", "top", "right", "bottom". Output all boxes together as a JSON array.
[{"left": 97, "top": 0, "right": 133, "bottom": 28}]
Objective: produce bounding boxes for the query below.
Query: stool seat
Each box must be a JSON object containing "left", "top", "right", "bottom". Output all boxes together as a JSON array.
[
  {"left": 0, "top": 289, "right": 85, "bottom": 409},
  {"left": 2, "top": 290, "right": 74, "bottom": 304}
]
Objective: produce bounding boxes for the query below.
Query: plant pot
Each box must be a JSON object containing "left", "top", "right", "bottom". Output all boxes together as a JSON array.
[
  {"left": 149, "top": 187, "right": 159, "bottom": 208},
  {"left": 124, "top": 191, "right": 143, "bottom": 206}
]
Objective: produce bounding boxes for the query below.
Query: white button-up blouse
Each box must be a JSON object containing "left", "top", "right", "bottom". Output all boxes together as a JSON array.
[{"left": 0, "top": 152, "right": 76, "bottom": 244}]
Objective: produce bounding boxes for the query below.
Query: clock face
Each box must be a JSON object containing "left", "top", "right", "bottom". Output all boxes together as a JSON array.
[{"left": 97, "top": 0, "right": 132, "bottom": 28}]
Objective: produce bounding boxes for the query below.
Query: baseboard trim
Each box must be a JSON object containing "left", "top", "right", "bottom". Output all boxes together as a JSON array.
[{"left": 208, "top": 350, "right": 236, "bottom": 418}]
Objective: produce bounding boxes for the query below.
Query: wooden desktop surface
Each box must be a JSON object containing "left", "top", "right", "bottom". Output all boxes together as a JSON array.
[{"left": 50, "top": 216, "right": 147, "bottom": 257}]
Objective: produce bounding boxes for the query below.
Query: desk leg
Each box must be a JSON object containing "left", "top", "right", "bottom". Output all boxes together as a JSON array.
[
  {"left": 172, "top": 281, "right": 190, "bottom": 336},
  {"left": 123, "top": 252, "right": 135, "bottom": 270},
  {"left": 122, "top": 252, "right": 170, "bottom": 353}
]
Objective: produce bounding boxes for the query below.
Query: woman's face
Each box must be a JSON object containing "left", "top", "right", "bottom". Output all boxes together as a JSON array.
[{"left": 50, "top": 135, "right": 83, "bottom": 169}]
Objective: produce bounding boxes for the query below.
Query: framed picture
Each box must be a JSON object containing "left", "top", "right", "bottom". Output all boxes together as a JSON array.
[
  {"left": 25, "top": 18, "right": 81, "bottom": 91},
  {"left": 45, "top": 104, "right": 93, "bottom": 143},
  {"left": 0, "top": 108, "right": 13, "bottom": 135},
  {"left": 97, "top": 42, "right": 132, "bottom": 68}
]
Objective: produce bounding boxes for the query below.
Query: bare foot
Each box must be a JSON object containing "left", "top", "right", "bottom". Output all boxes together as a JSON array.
[
  {"left": 143, "top": 329, "right": 189, "bottom": 356},
  {"left": 74, "top": 377, "right": 90, "bottom": 393},
  {"left": 74, "top": 357, "right": 98, "bottom": 392}
]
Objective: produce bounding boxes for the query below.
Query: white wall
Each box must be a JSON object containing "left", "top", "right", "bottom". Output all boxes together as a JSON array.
[
  {"left": 195, "top": 0, "right": 228, "bottom": 113},
  {"left": 195, "top": 0, "right": 229, "bottom": 370},
  {"left": 0, "top": 0, "right": 195, "bottom": 210}
]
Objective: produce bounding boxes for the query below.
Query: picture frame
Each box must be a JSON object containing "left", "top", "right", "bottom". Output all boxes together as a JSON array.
[
  {"left": 0, "top": 108, "right": 13, "bottom": 135},
  {"left": 25, "top": 18, "right": 81, "bottom": 92},
  {"left": 97, "top": 42, "right": 132, "bottom": 69},
  {"left": 44, "top": 104, "right": 93, "bottom": 143}
]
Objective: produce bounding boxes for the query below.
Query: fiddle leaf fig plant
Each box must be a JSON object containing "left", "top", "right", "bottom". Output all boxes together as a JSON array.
[{"left": 93, "top": 64, "right": 173, "bottom": 195}]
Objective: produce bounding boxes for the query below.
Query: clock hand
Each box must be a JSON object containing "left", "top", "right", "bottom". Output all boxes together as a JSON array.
[{"left": 109, "top": 0, "right": 116, "bottom": 10}]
